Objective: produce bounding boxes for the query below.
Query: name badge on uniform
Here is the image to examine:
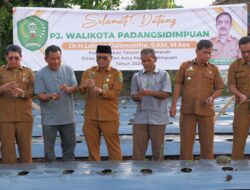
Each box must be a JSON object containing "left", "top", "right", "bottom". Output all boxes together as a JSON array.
[
  {"left": 88, "top": 72, "right": 96, "bottom": 79},
  {"left": 103, "top": 83, "right": 109, "bottom": 90},
  {"left": 22, "top": 73, "right": 27, "bottom": 82},
  {"left": 187, "top": 66, "right": 194, "bottom": 71}
]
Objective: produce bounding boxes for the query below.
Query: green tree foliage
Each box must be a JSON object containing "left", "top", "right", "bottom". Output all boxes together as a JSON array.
[
  {"left": 71, "top": 0, "right": 120, "bottom": 10},
  {"left": 0, "top": 0, "right": 180, "bottom": 95},
  {"left": 126, "top": 0, "right": 182, "bottom": 10},
  {"left": 0, "top": 4, "right": 12, "bottom": 65},
  {"left": 0, "top": 0, "right": 120, "bottom": 65},
  {"left": 125, "top": 0, "right": 181, "bottom": 92}
]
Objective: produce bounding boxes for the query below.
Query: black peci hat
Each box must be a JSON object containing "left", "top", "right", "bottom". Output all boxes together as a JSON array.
[{"left": 96, "top": 45, "right": 112, "bottom": 54}]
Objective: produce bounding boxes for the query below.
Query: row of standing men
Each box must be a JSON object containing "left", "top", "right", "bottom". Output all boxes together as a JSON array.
[{"left": 0, "top": 37, "right": 249, "bottom": 164}]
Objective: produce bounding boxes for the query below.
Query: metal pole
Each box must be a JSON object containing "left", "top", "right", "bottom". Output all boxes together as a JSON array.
[{"left": 214, "top": 95, "right": 235, "bottom": 121}]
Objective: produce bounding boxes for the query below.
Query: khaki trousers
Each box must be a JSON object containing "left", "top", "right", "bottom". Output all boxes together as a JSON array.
[
  {"left": 83, "top": 120, "right": 122, "bottom": 161},
  {"left": 133, "top": 124, "right": 166, "bottom": 161},
  {"left": 0, "top": 122, "right": 32, "bottom": 164},
  {"left": 180, "top": 114, "right": 214, "bottom": 160},
  {"left": 232, "top": 113, "right": 250, "bottom": 160}
]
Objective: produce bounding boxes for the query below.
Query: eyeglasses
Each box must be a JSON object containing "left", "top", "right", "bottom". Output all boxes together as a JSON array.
[
  {"left": 7, "top": 56, "right": 20, "bottom": 61},
  {"left": 96, "top": 56, "right": 109, "bottom": 61},
  {"left": 241, "top": 50, "right": 250, "bottom": 55}
]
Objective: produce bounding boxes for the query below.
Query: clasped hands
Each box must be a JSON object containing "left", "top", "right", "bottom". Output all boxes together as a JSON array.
[
  {"left": 132, "top": 89, "right": 153, "bottom": 101},
  {"left": 2, "top": 82, "right": 24, "bottom": 98},
  {"left": 49, "top": 83, "right": 73, "bottom": 101},
  {"left": 81, "top": 79, "right": 102, "bottom": 95},
  {"left": 45, "top": 83, "right": 73, "bottom": 101}
]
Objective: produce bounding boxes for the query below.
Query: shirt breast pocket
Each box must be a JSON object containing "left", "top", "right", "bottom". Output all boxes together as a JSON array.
[
  {"left": 152, "top": 78, "right": 162, "bottom": 91},
  {"left": 184, "top": 71, "right": 195, "bottom": 85},
  {"left": 103, "top": 81, "right": 114, "bottom": 90},
  {"left": 236, "top": 72, "right": 246, "bottom": 84},
  {"left": 19, "top": 76, "right": 30, "bottom": 89},
  {"left": 203, "top": 72, "right": 214, "bottom": 86},
  {"left": 1, "top": 75, "right": 13, "bottom": 83},
  {"left": 230, "top": 48, "right": 238, "bottom": 58}
]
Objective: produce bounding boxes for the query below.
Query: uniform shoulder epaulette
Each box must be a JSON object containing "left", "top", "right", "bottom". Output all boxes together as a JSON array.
[
  {"left": 22, "top": 66, "right": 32, "bottom": 71},
  {"left": 182, "top": 60, "right": 193, "bottom": 66},
  {"left": 235, "top": 58, "right": 245, "bottom": 65},
  {"left": 110, "top": 66, "right": 120, "bottom": 73},
  {"left": 230, "top": 35, "right": 238, "bottom": 40},
  {"left": 87, "top": 66, "right": 97, "bottom": 71},
  {"left": 208, "top": 62, "right": 216, "bottom": 67},
  {"left": 22, "top": 66, "right": 29, "bottom": 69},
  {"left": 208, "top": 63, "right": 220, "bottom": 71}
]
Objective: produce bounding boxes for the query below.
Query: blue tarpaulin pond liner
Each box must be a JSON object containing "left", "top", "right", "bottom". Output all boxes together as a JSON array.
[
  {"left": 29, "top": 96, "right": 248, "bottom": 159},
  {"left": 1, "top": 96, "right": 250, "bottom": 189},
  {"left": 0, "top": 160, "right": 250, "bottom": 190}
]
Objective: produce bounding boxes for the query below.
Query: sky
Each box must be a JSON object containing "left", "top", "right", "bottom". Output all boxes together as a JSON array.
[{"left": 121, "top": 0, "right": 215, "bottom": 9}]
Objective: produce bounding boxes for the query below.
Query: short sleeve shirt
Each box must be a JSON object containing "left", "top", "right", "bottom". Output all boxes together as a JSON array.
[
  {"left": 131, "top": 67, "right": 172, "bottom": 125},
  {"left": 79, "top": 66, "right": 123, "bottom": 121},
  {"left": 175, "top": 60, "right": 224, "bottom": 116},
  {"left": 228, "top": 58, "right": 250, "bottom": 113},
  {"left": 35, "top": 64, "right": 77, "bottom": 125}
]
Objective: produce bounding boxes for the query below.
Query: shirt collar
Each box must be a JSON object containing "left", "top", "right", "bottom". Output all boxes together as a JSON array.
[
  {"left": 240, "top": 58, "right": 249, "bottom": 65},
  {"left": 193, "top": 59, "right": 209, "bottom": 66},
  {"left": 97, "top": 65, "right": 111, "bottom": 72},
  {"left": 142, "top": 66, "right": 160, "bottom": 73},
  {"left": 6, "top": 65, "right": 23, "bottom": 71},
  {"left": 214, "top": 35, "right": 233, "bottom": 43}
]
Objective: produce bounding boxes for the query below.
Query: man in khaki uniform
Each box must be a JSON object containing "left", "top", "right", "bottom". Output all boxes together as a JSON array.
[
  {"left": 228, "top": 36, "right": 250, "bottom": 160},
  {"left": 170, "top": 40, "right": 224, "bottom": 160},
  {"left": 211, "top": 12, "right": 240, "bottom": 60},
  {"left": 80, "top": 45, "right": 123, "bottom": 161},
  {"left": 0, "top": 45, "right": 34, "bottom": 164}
]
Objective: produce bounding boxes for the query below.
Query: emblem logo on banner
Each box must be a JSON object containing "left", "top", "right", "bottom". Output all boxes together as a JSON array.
[{"left": 17, "top": 16, "right": 48, "bottom": 51}]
